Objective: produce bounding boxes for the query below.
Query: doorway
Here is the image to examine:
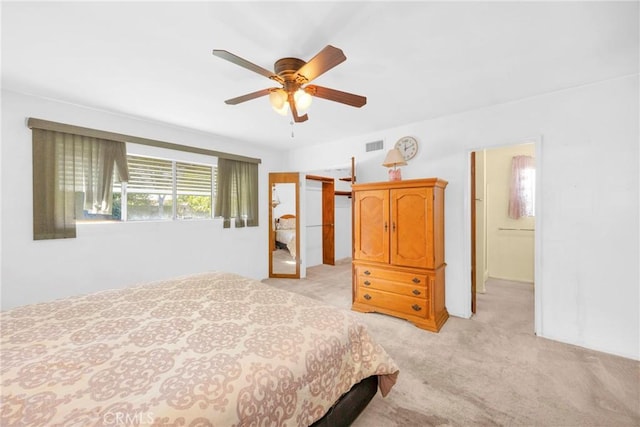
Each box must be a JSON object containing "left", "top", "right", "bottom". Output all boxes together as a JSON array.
[
  {"left": 305, "top": 174, "right": 335, "bottom": 267},
  {"left": 471, "top": 142, "right": 537, "bottom": 328},
  {"left": 303, "top": 159, "right": 354, "bottom": 270}
]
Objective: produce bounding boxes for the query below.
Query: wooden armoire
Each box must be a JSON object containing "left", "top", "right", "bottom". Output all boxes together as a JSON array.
[{"left": 351, "top": 178, "right": 448, "bottom": 332}]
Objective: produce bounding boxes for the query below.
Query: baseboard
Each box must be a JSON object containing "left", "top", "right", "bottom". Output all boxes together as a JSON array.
[{"left": 487, "top": 275, "right": 534, "bottom": 285}]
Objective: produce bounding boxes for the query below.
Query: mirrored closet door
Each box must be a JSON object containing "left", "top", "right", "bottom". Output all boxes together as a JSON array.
[{"left": 269, "top": 172, "right": 300, "bottom": 278}]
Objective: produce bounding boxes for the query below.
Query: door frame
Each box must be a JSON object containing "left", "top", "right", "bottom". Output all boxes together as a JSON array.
[
  {"left": 467, "top": 136, "right": 543, "bottom": 334},
  {"left": 470, "top": 151, "right": 477, "bottom": 314}
]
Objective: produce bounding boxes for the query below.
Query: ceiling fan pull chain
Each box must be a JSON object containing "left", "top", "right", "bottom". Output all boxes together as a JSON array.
[{"left": 290, "top": 121, "right": 295, "bottom": 138}]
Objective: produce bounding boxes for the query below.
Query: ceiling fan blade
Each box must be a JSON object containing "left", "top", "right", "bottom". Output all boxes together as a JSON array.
[
  {"left": 224, "top": 88, "right": 273, "bottom": 105},
  {"left": 294, "top": 45, "right": 347, "bottom": 83},
  {"left": 212, "top": 50, "right": 284, "bottom": 84},
  {"left": 304, "top": 85, "right": 367, "bottom": 108}
]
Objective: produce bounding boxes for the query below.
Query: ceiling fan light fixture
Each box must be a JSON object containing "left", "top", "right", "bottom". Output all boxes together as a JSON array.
[
  {"left": 272, "top": 103, "right": 289, "bottom": 116},
  {"left": 269, "top": 89, "right": 289, "bottom": 115},
  {"left": 294, "top": 88, "right": 312, "bottom": 113}
]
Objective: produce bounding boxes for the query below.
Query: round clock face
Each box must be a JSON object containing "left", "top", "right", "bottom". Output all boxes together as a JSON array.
[{"left": 395, "top": 136, "right": 418, "bottom": 161}]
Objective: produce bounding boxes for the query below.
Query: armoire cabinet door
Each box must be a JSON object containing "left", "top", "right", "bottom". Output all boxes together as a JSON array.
[
  {"left": 353, "top": 189, "right": 389, "bottom": 263},
  {"left": 390, "top": 186, "right": 434, "bottom": 268}
]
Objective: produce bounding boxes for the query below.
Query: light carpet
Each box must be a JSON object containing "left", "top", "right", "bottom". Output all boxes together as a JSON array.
[{"left": 262, "top": 259, "right": 640, "bottom": 426}]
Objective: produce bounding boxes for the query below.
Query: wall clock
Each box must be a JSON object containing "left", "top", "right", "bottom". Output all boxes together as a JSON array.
[{"left": 395, "top": 136, "right": 419, "bottom": 161}]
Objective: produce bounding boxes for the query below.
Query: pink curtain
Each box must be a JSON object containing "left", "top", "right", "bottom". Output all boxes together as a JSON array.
[{"left": 508, "top": 155, "right": 535, "bottom": 219}]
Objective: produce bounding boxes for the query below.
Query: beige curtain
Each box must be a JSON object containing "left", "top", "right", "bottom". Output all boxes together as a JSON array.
[
  {"left": 214, "top": 158, "right": 259, "bottom": 228},
  {"left": 32, "top": 129, "right": 128, "bottom": 240}
]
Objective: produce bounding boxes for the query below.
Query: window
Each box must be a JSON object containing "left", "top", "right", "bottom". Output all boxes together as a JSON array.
[
  {"left": 508, "top": 155, "right": 535, "bottom": 219},
  {"left": 29, "top": 118, "right": 261, "bottom": 234},
  {"left": 111, "top": 155, "right": 216, "bottom": 221},
  {"left": 176, "top": 161, "right": 215, "bottom": 220}
]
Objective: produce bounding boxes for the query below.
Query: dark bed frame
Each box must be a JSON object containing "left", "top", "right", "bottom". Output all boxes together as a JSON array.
[{"left": 310, "top": 375, "right": 378, "bottom": 427}]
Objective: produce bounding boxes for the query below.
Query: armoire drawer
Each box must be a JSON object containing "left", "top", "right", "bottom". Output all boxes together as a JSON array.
[
  {"left": 355, "top": 265, "right": 428, "bottom": 287},
  {"left": 356, "top": 288, "right": 430, "bottom": 319},
  {"left": 356, "top": 276, "right": 428, "bottom": 298}
]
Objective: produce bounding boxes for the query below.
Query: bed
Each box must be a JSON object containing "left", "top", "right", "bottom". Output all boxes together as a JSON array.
[
  {"left": 275, "top": 214, "right": 297, "bottom": 258},
  {"left": 0, "top": 272, "right": 399, "bottom": 426}
]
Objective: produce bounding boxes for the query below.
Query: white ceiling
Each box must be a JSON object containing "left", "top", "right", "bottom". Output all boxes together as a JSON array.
[{"left": 2, "top": 1, "right": 638, "bottom": 150}]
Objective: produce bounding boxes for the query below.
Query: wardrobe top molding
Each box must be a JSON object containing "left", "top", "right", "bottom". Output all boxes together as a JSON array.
[{"left": 351, "top": 178, "right": 448, "bottom": 191}]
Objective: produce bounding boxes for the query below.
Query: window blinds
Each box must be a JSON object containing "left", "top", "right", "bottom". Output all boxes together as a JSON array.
[
  {"left": 125, "top": 156, "right": 214, "bottom": 197},
  {"left": 176, "top": 162, "right": 213, "bottom": 197},
  {"left": 126, "top": 156, "right": 173, "bottom": 194}
]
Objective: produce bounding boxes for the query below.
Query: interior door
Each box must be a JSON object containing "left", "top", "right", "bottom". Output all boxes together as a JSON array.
[{"left": 322, "top": 180, "right": 335, "bottom": 265}]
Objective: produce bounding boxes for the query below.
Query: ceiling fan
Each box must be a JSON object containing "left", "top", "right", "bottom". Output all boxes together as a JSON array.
[{"left": 212, "top": 45, "right": 366, "bottom": 123}]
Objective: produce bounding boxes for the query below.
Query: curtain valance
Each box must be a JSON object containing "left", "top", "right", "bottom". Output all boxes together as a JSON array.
[{"left": 27, "top": 118, "right": 262, "bottom": 165}]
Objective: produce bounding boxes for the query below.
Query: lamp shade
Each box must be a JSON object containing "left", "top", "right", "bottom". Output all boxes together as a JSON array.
[
  {"left": 294, "top": 89, "right": 312, "bottom": 112},
  {"left": 269, "top": 89, "right": 289, "bottom": 116},
  {"left": 382, "top": 149, "right": 408, "bottom": 167}
]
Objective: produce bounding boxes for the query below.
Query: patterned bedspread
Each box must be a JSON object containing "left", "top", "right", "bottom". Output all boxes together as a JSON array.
[{"left": 1, "top": 272, "right": 399, "bottom": 426}]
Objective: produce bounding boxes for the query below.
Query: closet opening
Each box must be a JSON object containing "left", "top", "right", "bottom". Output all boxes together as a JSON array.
[{"left": 305, "top": 175, "right": 335, "bottom": 267}]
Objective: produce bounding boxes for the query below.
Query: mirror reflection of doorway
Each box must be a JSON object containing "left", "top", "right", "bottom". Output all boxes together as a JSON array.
[{"left": 269, "top": 173, "right": 300, "bottom": 278}]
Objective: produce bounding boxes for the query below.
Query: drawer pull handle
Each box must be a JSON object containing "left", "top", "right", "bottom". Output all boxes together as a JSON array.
[
  {"left": 364, "top": 270, "right": 371, "bottom": 276},
  {"left": 411, "top": 304, "right": 422, "bottom": 312},
  {"left": 364, "top": 280, "right": 371, "bottom": 286},
  {"left": 412, "top": 277, "right": 421, "bottom": 284},
  {"left": 364, "top": 294, "right": 372, "bottom": 300},
  {"left": 412, "top": 289, "right": 421, "bottom": 296}
]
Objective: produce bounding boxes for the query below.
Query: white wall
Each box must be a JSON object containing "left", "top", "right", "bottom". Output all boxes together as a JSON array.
[
  {"left": 486, "top": 143, "right": 535, "bottom": 282},
  {"left": 1, "top": 90, "right": 283, "bottom": 310},
  {"left": 286, "top": 76, "right": 639, "bottom": 360}
]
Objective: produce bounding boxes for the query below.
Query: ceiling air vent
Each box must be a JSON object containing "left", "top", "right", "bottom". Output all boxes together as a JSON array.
[{"left": 365, "top": 140, "right": 384, "bottom": 152}]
